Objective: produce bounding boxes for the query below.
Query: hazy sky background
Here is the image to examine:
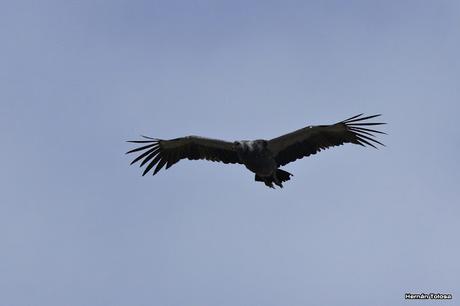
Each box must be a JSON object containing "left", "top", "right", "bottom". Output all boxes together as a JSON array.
[{"left": 1, "top": 1, "right": 459, "bottom": 305}]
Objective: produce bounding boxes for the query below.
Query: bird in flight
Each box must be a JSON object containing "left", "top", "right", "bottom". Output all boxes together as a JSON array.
[{"left": 126, "top": 114, "right": 385, "bottom": 188}]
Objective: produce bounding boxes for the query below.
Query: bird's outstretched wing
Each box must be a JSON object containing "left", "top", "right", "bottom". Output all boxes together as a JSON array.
[
  {"left": 267, "top": 114, "right": 386, "bottom": 166},
  {"left": 126, "top": 135, "right": 241, "bottom": 176}
]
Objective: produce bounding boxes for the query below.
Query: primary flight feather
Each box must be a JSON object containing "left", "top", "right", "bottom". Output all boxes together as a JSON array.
[{"left": 126, "top": 114, "right": 385, "bottom": 188}]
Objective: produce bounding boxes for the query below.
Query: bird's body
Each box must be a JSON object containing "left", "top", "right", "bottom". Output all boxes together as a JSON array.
[
  {"left": 235, "top": 140, "right": 274, "bottom": 175},
  {"left": 233, "top": 140, "right": 291, "bottom": 187},
  {"left": 126, "top": 114, "right": 385, "bottom": 188}
]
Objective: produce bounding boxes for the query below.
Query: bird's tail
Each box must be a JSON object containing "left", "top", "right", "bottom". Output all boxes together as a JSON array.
[
  {"left": 255, "top": 169, "right": 293, "bottom": 188},
  {"left": 276, "top": 169, "right": 293, "bottom": 183}
]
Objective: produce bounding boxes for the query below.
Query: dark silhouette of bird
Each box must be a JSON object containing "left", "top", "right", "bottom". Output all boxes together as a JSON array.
[{"left": 126, "top": 114, "right": 385, "bottom": 188}]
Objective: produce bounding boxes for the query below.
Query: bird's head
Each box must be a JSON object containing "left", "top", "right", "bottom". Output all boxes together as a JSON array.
[
  {"left": 257, "top": 140, "right": 268, "bottom": 148},
  {"left": 234, "top": 141, "right": 245, "bottom": 152},
  {"left": 234, "top": 140, "right": 252, "bottom": 155}
]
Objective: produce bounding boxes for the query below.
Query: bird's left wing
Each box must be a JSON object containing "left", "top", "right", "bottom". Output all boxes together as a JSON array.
[
  {"left": 267, "top": 114, "right": 386, "bottom": 166},
  {"left": 126, "top": 135, "right": 241, "bottom": 176}
]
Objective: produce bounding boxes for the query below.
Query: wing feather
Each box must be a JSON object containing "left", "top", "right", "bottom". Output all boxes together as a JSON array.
[
  {"left": 127, "top": 136, "right": 241, "bottom": 176},
  {"left": 130, "top": 147, "right": 159, "bottom": 165},
  {"left": 267, "top": 114, "right": 386, "bottom": 166}
]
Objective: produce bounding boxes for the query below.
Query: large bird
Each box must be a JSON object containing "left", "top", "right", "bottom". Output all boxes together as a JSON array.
[{"left": 126, "top": 114, "right": 385, "bottom": 188}]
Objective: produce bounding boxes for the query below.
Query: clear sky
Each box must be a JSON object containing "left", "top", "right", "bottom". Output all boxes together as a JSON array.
[{"left": 1, "top": 1, "right": 459, "bottom": 305}]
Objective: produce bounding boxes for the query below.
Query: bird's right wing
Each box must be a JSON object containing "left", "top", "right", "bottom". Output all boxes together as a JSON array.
[
  {"left": 267, "top": 114, "right": 386, "bottom": 166},
  {"left": 126, "top": 135, "right": 241, "bottom": 176}
]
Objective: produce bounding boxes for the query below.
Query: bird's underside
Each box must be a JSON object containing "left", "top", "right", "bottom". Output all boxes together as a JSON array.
[{"left": 126, "top": 114, "right": 386, "bottom": 188}]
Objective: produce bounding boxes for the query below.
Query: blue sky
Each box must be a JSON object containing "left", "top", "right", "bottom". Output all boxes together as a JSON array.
[{"left": 1, "top": 1, "right": 459, "bottom": 305}]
